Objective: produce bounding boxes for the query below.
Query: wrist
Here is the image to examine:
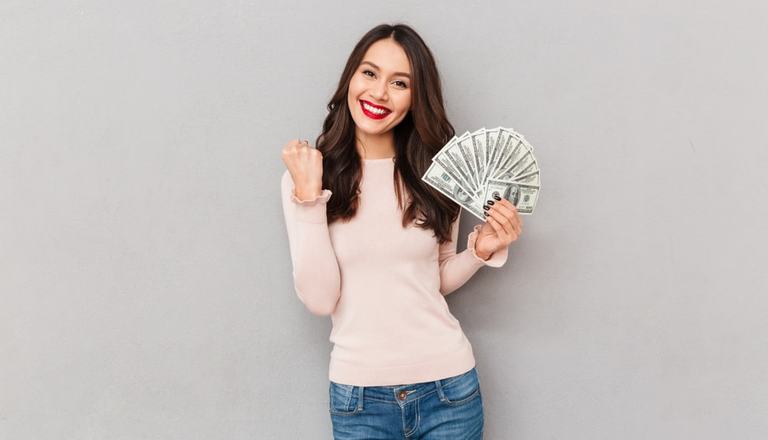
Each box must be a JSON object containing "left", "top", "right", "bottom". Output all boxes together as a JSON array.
[
  {"left": 474, "top": 242, "right": 492, "bottom": 261},
  {"left": 294, "top": 186, "right": 322, "bottom": 201}
]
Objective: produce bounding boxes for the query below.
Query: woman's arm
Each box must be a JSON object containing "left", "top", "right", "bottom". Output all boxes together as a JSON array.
[
  {"left": 438, "top": 212, "right": 508, "bottom": 296},
  {"left": 280, "top": 169, "right": 341, "bottom": 316}
]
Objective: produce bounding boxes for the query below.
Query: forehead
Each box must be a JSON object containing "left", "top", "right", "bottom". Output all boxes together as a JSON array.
[{"left": 360, "top": 39, "right": 411, "bottom": 74}]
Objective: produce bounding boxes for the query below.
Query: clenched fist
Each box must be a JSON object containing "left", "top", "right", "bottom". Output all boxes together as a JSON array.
[{"left": 281, "top": 138, "right": 324, "bottom": 201}]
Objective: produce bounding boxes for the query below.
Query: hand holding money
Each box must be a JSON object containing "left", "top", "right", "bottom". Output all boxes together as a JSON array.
[
  {"left": 281, "top": 138, "right": 324, "bottom": 201},
  {"left": 421, "top": 126, "right": 541, "bottom": 222},
  {"left": 474, "top": 195, "right": 523, "bottom": 259}
]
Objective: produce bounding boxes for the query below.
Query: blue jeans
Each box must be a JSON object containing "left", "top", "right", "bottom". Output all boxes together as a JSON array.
[{"left": 329, "top": 366, "right": 484, "bottom": 439}]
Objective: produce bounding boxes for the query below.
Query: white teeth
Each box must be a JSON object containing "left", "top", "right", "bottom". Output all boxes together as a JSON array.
[{"left": 362, "top": 102, "right": 389, "bottom": 115}]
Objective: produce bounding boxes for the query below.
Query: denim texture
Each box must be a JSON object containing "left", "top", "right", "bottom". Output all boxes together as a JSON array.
[{"left": 329, "top": 366, "right": 484, "bottom": 439}]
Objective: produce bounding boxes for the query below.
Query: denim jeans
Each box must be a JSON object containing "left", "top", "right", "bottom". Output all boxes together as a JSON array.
[{"left": 329, "top": 366, "right": 484, "bottom": 439}]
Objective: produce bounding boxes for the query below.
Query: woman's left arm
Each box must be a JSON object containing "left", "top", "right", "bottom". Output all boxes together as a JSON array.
[{"left": 437, "top": 213, "right": 509, "bottom": 296}]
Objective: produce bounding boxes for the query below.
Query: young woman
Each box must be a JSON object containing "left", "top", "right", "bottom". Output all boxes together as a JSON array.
[{"left": 280, "top": 23, "right": 523, "bottom": 439}]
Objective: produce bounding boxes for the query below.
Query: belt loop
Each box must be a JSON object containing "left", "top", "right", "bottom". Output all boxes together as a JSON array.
[
  {"left": 356, "top": 385, "right": 364, "bottom": 410},
  {"left": 434, "top": 378, "right": 446, "bottom": 401}
]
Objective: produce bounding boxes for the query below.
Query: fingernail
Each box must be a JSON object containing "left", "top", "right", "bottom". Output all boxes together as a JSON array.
[
  {"left": 483, "top": 204, "right": 490, "bottom": 211},
  {"left": 483, "top": 211, "right": 489, "bottom": 217},
  {"left": 493, "top": 194, "right": 501, "bottom": 201},
  {"left": 486, "top": 200, "right": 494, "bottom": 205}
]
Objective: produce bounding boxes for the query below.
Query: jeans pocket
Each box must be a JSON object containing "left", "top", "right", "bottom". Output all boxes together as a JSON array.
[
  {"left": 438, "top": 367, "right": 481, "bottom": 407},
  {"left": 329, "top": 381, "right": 362, "bottom": 416}
]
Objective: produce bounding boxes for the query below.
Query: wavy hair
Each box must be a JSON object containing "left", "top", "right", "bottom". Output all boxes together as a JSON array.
[{"left": 315, "top": 23, "right": 459, "bottom": 244}]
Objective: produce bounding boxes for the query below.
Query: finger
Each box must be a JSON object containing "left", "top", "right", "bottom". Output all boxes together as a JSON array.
[
  {"left": 497, "top": 198, "right": 523, "bottom": 231},
  {"left": 512, "top": 218, "right": 522, "bottom": 236},
  {"left": 485, "top": 215, "right": 508, "bottom": 241},
  {"left": 491, "top": 211, "right": 519, "bottom": 243},
  {"left": 485, "top": 207, "right": 513, "bottom": 238},
  {"left": 488, "top": 203, "right": 520, "bottom": 236},
  {"left": 499, "top": 206, "right": 522, "bottom": 237},
  {"left": 299, "top": 141, "right": 314, "bottom": 154},
  {"left": 490, "top": 214, "right": 518, "bottom": 243},
  {"left": 488, "top": 199, "right": 514, "bottom": 220},
  {"left": 497, "top": 198, "right": 520, "bottom": 220},
  {"left": 512, "top": 205, "right": 522, "bottom": 229}
]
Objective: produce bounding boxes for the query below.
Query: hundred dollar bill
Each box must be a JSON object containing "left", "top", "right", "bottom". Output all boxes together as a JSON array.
[
  {"left": 453, "top": 131, "right": 481, "bottom": 189},
  {"left": 422, "top": 160, "right": 487, "bottom": 221},
  {"left": 509, "top": 169, "right": 541, "bottom": 186},
  {"left": 492, "top": 130, "right": 531, "bottom": 180},
  {"left": 486, "top": 129, "right": 517, "bottom": 180},
  {"left": 483, "top": 127, "right": 504, "bottom": 185},
  {"left": 496, "top": 150, "right": 538, "bottom": 182},
  {"left": 487, "top": 127, "right": 524, "bottom": 186},
  {"left": 467, "top": 128, "right": 488, "bottom": 189},
  {"left": 432, "top": 135, "right": 477, "bottom": 193},
  {"left": 510, "top": 154, "right": 539, "bottom": 179},
  {"left": 423, "top": 125, "right": 542, "bottom": 217},
  {"left": 432, "top": 153, "right": 477, "bottom": 198},
  {"left": 482, "top": 178, "right": 540, "bottom": 215}
]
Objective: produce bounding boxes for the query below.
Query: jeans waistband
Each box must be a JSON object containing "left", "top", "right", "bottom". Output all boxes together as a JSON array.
[{"left": 331, "top": 367, "right": 476, "bottom": 404}]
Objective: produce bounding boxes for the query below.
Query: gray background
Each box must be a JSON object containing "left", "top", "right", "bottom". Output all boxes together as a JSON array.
[{"left": 2, "top": 1, "right": 766, "bottom": 439}]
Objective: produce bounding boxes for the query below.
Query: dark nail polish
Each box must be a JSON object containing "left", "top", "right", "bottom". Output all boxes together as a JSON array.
[
  {"left": 483, "top": 204, "right": 490, "bottom": 210},
  {"left": 487, "top": 200, "right": 494, "bottom": 205},
  {"left": 493, "top": 194, "right": 501, "bottom": 201},
  {"left": 483, "top": 211, "right": 489, "bottom": 216}
]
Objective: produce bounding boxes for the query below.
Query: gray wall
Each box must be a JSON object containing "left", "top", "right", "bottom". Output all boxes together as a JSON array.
[{"left": 2, "top": 1, "right": 766, "bottom": 439}]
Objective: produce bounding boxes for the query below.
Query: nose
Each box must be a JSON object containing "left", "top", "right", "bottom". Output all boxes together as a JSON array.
[{"left": 369, "top": 78, "right": 389, "bottom": 101}]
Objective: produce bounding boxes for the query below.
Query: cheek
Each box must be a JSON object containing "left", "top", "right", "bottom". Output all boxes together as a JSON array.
[
  {"left": 348, "top": 77, "right": 365, "bottom": 98},
  {"left": 397, "top": 94, "right": 412, "bottom": 114}
]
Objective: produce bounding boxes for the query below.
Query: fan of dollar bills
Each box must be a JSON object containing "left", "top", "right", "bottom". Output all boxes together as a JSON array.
[{"left": 421, "top": 126, "right": 540, "bottom": 222}]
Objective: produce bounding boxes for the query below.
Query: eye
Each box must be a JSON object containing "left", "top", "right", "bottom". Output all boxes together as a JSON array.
[{"left": 361, "top": 69, "right": 408, "bottom": 88}]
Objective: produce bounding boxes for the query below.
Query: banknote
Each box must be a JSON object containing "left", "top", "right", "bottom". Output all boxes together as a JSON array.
[
  {"left": 423, "top": 126, "right": 541, "bottom": 221},
  {"left": 421, "top": 160, "right": 486, "bottom": 220},
  {"left": 482, "top": 178, "right": 540, "bottom": 215}
]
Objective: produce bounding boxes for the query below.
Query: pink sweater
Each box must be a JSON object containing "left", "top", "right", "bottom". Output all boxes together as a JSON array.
[{"left": 280, "top": 157, "right": 507, "bottom": 386}]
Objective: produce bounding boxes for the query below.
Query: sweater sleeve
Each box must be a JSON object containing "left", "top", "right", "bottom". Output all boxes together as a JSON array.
[
  {"left": 280, "top": 169, "right": 341, "bottom": 316},
  {"left": 438, "top": 211, "right": 508, "bottom": 296}
]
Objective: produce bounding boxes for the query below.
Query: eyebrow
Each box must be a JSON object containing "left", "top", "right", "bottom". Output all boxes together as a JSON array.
[{"left": 360, "top": 61, "right": 411, "bottom": 79}]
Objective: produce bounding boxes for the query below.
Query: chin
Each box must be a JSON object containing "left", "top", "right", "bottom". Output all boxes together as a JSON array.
[{"left": 355, "top": 112, "right": 403, "bottom": 133}]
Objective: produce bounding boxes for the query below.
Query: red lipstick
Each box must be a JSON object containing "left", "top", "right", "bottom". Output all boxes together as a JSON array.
[{"left": 360, "top": 99, "right": 392, "bottom": 120}]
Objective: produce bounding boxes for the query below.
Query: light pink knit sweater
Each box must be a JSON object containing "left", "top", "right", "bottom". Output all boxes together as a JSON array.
[{"left": 280, "top": 157, "right": 507, "bottom": 386}]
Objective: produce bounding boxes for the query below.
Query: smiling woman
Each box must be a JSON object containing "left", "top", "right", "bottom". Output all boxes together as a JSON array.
[
  {"left": 307, "top": 24, "right": 464, "bottom": 236},
  {"left": 347, "top": 43, "right": 412, "bottom": 128},
  {"left": 279, "top": 23, "right": 509, "bottom": 440}
]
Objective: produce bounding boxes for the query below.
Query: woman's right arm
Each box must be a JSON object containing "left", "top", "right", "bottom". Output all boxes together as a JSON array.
[{"left": 280, "top": 169, "right": 341, "bottom": 316}]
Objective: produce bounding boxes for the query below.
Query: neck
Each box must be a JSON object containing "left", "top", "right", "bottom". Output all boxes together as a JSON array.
[{"left": 355, "top": 128, "right": 396, "bottom": 159}]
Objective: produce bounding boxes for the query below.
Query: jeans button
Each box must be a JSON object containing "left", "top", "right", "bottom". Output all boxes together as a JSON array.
[{"left": 398, "top": 390, "right": 407, "bottom": 400}]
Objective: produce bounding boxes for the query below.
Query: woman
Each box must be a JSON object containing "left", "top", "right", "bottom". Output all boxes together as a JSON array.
[{"left": 280, "top": 23, "right": 523, "bottom": 439}]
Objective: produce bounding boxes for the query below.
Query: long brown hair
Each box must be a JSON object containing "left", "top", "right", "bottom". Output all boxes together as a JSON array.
[{"left": 315, "top": 23, "right": 459, "bottom": 244}]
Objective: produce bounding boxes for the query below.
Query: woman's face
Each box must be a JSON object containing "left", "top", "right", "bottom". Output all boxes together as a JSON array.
[{"left": 347, "top": 38, "right": 412, "bottom": 136}]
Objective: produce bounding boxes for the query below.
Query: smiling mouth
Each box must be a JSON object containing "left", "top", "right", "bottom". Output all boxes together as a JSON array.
[{"left": 360, "top": 100, "right": 392, "bottom": 119}]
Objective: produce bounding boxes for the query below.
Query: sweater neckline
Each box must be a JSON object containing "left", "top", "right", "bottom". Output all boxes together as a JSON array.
[{"left": 363, "top": 156, "right": 395, "bottom": 163}]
